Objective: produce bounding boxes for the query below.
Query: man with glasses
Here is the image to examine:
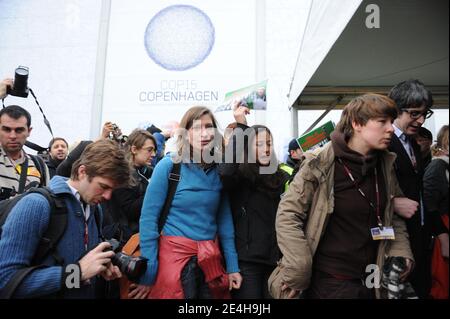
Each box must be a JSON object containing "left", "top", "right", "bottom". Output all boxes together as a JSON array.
[{"left": 388, "top": 79, "right": 434, "bottom": 298}]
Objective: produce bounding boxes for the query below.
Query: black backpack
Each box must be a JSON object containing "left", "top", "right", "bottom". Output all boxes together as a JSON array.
[{"left": 0, "top": 187, "right": 91, "bottom": 298}]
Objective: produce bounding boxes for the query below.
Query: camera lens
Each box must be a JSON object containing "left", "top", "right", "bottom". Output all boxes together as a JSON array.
[
  {"left": 112, "top": 252, "right": 148, "bottom": 282},
  {"left": 14, "top": 66, "right": 29, "bottom": 92},
  {"left": 16, "top": 66, "right": 29, "bottom": 76}
]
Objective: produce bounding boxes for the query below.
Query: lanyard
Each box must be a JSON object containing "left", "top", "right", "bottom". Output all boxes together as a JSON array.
[
  {"left": 337, "top": 158, "right": 383, "bottom": 228},
  {"left": 81, "top": 201, "right": 89, "bottom": 250}
]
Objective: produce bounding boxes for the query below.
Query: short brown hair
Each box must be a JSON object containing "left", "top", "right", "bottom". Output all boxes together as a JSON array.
[
  {"left": 48, "top": 137, "right": 69, "bottom": 150},
  {"left": 70, "top": 139, "right": 131, "bottom": 187},
  {"left": 336, "top": 94, "right": 397, "bottom": 139}
]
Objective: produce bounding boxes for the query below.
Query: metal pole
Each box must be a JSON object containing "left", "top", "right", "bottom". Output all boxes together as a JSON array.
[
  {"left": 302, "top": 95, "right": 343, "bottom": 135},
  {"left": 90, "top": 0, "right": 111, "bottom": 140},
  {"left": 292, "top": 105, "right": 299, "bottom": 138}
]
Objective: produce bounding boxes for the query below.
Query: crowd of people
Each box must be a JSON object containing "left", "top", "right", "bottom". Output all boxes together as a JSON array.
[{"left": 0, "top": 77, "right": 448, "bottom": 300}]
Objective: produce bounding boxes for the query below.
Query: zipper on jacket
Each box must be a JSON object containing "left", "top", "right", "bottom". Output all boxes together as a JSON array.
[{"left": 241, "top": 206, "right": 250, "bottom": 250}]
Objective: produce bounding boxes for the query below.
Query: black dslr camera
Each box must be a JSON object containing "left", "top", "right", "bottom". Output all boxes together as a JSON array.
[
  {"left": 6, "top": 66, "right": 29, "bottom": 98},
  {"left": 105, "top": 239, "right": 147, "bottom": 283},
  {"left": 0, "top": 187, "right": 16, "bottom": 201},
  {"left": 381, "top": 256, "right": 418, "bottom": 299},
  {"left": 108, "top": 123, "right": 128, "bottom": 144}
]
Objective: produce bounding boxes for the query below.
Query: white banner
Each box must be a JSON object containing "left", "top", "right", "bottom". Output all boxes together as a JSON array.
[{"left": 102, "top": 0, "right": 257, "bottom": 133}]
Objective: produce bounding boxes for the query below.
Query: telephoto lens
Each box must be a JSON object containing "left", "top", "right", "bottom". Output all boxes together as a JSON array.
[
  {"left": 7, "top": 66, "right": 30, "bottom": 98},
  {"left": 112, "top": 252, "right": 148, "bottom": 282},
  {"left": 14, "top": 66, "right": 29, "bottom": 92},
  {"left": 105, "top": 239, "right": 148, "bottom": 282}
]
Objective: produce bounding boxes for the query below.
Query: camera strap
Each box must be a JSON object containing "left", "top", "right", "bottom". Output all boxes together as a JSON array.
[
  {"left": 18, "top": 157, "right": 29, "bottom": 194},
  {"left": 29, "top": 88, "right": 54, "bottom": 138},
  {"left": 337, "top": 157, "right": 383, "bottom": 229},
  {"left": 2, "top": 87, "right": 54, "bottom": 145}
]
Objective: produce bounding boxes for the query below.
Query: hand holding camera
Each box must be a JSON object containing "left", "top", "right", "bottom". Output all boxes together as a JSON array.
[
  {"left": 6, "top": 66, "right": 29, "bottom": 98},
  {"left": 1, "top": 66, "right": 28, "bottom": 99},
  {"left": 109, "top": 124, "right": 128, "bottom": 144},
  {"left": 100, "top": 121, "right": 128, "bottom": 144},
  {"left": 1, "top": 66, "right": 29, "bottom": 100},
  {"left": 104, "top": 238, "right": 148, "bottom": 283},
  {"left": 2, "top": 66, "right": 56, "bottom": 154},
  {"left": 0, "top": 78, "right": 14, "bottom": 99},
  {"left": 78, "top": 241, "right": 121, "bottom": 282},
  {"left": 233, "top": 100, "right": 250, "bottom": 125}
]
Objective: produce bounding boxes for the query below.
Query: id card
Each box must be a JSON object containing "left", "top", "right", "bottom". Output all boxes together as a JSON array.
[{"left": 371, "top": 226, "right": 395, "bottom": 240}]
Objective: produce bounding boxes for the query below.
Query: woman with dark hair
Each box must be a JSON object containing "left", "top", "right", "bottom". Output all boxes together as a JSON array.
[
  {"left": 424, "top": 125, "right": 449, "bottom": 299},
  {"left": 136, "top": 106, "right": 242, "bottom": 299},
  {"left": 103, "top": 129, "right": 156, "bottom": 243},
  {"left": 219, "top": 103, "right": 290, "bottom": 299}
]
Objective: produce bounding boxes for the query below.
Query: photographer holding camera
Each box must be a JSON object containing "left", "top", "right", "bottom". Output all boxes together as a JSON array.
[
  {"left": 0, "top": 140, "right": 131, "bottom": 298},
  {"left": 0, "top": 104, "right": 50, "bottom": 200},
  {"left": 1, "top": 68, "right": 53, "bottom": 200}
]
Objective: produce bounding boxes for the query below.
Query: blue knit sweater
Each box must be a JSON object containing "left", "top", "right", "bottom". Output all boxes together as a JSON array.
[
  {"left": 0, "top": 176, "right": 102, "bottom": 298},
  {"left": 139, "top": 156, "right": 239, "bottom": 285}
]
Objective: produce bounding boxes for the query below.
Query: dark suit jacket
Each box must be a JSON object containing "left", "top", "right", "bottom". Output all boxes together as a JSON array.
[
  {"left": 389, "top": 133, "right": 431, "bottom": 297},
  {"left": 390, "top": 134, "right": 423, "bottom": 202},
  {"left": 389, "top": 133, "right": 429, "bottom": 239}
]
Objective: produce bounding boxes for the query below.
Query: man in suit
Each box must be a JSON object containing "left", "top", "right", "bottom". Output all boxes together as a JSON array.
[{"left": 388, "top": 79, "right": 434, "bottom": 298}]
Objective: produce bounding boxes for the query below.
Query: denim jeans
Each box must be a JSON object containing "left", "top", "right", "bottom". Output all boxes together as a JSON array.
[{"left": 181, "top": 256, "right": 212, "bottom": 299}]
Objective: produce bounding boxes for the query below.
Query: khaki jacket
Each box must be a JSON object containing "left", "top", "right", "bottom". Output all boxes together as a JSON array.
[{"left": 268, "top": 142, "right": 414, "bottom": 299}]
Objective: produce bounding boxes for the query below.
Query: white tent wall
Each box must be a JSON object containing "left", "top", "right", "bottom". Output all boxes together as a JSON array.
[
  {"left": 286, "top": 0, "right": 363, "bottom": 107},
  {"left": 293, "top": 0, "right": 449, "bottom": 141},
  {"left": 0, "top": 0, "right": 103, "bottom": 151}
]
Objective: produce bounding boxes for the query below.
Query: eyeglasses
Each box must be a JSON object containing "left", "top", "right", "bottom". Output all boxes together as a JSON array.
[{"left": 402, "top": 109, "right": 434, "bottom": 120}]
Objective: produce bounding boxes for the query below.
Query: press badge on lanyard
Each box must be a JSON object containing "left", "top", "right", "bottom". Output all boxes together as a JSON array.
[
  {"left": 370, "top": 226, "right": 395, "bottom": 240},
  {"left": 338, "top": 158, "right": 395, "bottom": 241}
]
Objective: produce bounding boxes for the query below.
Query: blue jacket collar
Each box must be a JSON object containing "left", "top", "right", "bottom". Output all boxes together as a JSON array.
[{"left": 49, "top": 175, "right": 75, "bottom": 196}]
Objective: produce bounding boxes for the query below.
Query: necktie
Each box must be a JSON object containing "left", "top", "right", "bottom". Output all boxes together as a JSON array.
[
  {"left": 400, "top": 135, "right": 423, "bottom": 224},
  {"left": 401, "top": 134, "right": 417, "bottom": 170}
]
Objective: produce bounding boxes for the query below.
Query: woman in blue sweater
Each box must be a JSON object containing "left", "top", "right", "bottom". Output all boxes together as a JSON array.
[{"left": 136, "top": 106, "right": 242, "bottom": 299}]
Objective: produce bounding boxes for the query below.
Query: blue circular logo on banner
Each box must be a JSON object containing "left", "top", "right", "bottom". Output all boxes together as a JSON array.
[{"left": 144, "top": 5, "right": 215, "bottom": 71}]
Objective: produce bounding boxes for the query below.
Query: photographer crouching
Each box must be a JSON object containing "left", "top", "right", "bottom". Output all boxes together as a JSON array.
[{"left": 0, "top": 139, "right": 133, "bottom": 298}]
